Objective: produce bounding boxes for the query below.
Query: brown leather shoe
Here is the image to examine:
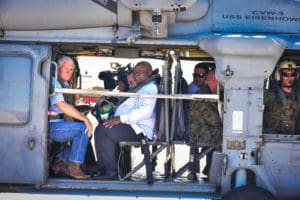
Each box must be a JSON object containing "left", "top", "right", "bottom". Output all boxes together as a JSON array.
[
  {"left": 52, "top": 158, "right": 68, "bottom": 176},
  {"left": 67, "top": 161, "right": 90, "bottom": 179}
]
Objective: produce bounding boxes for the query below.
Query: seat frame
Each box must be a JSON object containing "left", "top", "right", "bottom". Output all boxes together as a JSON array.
[{"left": 118, "top": 140, "right": 213, "bottom": 182}]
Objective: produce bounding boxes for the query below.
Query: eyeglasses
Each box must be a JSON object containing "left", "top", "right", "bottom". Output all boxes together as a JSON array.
[
  {"left": 193, "top": 73, "right": 207, "bottom": 78},
  {"left": 282, "top": 72, "right": 296, "bottom": 77}
]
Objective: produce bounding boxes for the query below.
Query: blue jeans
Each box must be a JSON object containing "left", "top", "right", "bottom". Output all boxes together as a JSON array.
[{"left": 50, "top": 121, "right": 89, "bottom": 164}]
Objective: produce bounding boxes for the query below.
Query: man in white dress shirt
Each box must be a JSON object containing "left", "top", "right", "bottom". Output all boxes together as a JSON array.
[{"left": 94, "top": 61, "right": 158, "bottom": 180}]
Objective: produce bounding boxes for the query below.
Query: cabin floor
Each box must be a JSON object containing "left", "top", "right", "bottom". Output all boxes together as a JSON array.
[
  {"left": 45, "top": 130, "right": 220, "bottom": 198},
  {"left": 43, "top": 175, "right": 219, "bottom": 199},
  {"left": 44, "top": 163, "right": 220, "bottom": 198}
]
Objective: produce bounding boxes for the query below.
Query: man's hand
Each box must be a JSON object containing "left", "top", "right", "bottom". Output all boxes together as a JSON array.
[
  {"left": 83, "top": 118, "right": 93, "bottom": 137},
  {"left": 103, "top": 117, "right": 121, "bottom": 128}
]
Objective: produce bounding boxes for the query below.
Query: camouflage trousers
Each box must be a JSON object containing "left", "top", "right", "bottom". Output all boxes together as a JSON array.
[{"left": 188, "top": 101, "right": 223, "bottom": 150}]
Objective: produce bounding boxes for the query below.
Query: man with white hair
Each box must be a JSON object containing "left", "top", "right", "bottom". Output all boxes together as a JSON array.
[{"left": 49, "top": 56, "right": 93, "bottom": 179}]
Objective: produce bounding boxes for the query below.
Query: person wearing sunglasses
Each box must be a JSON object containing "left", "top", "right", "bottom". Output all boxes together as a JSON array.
[
  {"left": 187, "top": 62, "right": 222, "bottom": 181},
  {"left": 188, "top": 62, "right": 211, "bottom": 94},
  {"left": 263, "top": 59, "right": 300, "bottom": 134}
]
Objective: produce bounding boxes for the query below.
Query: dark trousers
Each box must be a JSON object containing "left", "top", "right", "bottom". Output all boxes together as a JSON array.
[
  {"left": 202, "top": 146, "right": 213, "bottom": 176},
  {"left": 94, "top": 123, "right": 140, "bottom": 172}
]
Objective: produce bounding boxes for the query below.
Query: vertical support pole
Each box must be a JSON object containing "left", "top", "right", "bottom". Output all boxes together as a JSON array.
[
  {"left": 162, "top": 55, "right": 170, "bottom": 142},
  {"left": 162, "top": 52, "right": 172, "bottom": 178}
]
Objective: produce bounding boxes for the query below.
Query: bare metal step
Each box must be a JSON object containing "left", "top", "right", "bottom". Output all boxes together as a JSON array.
[{"left": 44, "top": 178, "right": 217, "bottom": 194}]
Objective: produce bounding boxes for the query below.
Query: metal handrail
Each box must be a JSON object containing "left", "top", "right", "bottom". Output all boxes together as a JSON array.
[{"left": 54, "top": 88, "right": 219, "bottom": 101}]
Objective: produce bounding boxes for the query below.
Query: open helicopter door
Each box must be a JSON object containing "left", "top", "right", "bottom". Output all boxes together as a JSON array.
[{"left": 0, "top": 44, "right": 51, "bottom": 184}]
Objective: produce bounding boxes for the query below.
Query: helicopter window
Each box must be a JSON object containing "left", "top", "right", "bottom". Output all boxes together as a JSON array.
[{"left": 0, "top": 56, "right": 32, "bottom": 124}]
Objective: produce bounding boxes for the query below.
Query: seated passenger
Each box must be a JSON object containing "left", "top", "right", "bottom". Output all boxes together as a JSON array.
[
  {"left": 116, "top": 72, "right": 130, "bottom": 92},
  {"left": 187, "top": 62, "right": 218, "bottom": 179},
  {"left": 113, "top": 71, "right": 138, "bottom": 177},
  {"left": 117, "top": 72, "right": 138, "bottom": 93},
  {"left": 94, "top": 61, "right": 158, "bottom": 180},
  {"left": 188, "top": 94, "right": 223, "bottom": 180},
  {"left": 49, "top": 56, "right": 93, "bottom": 179},
  {"left": 263, "top": 59, "right": 300, "bottom": 134},
  {"left": 92, "top": 72, "right": 138, "bottom": 124}
]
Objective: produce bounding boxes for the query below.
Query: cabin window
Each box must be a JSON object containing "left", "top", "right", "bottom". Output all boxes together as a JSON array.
[{"left": 0, "top": 56, "right": 32, "bottom": 124}]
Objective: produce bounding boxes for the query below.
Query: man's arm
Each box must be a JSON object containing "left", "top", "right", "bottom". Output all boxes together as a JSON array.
[
  {"left": 103, "top": 82, "right": 158, "bottom": 128},
  {"left": 103, "top": 96, "right": 156, "bottom": 129}
]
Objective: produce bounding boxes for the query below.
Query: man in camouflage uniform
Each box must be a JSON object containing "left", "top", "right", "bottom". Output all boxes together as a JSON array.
[
  {"left": 264, "top": 59, "right": 300, "bottom": 134},
  {"left": 188, "top": 90, "right": 223, "bottom": 180},
  {"left": 187, "top": 63, "right": 223, "bottom": 180}
]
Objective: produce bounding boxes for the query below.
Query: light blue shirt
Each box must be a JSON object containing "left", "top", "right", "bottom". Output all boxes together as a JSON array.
[
  {"left": 114, "top": 80, "right": 158, "bottom": 140},
  {"left": 49, "top": 77, "right": 69, "bottom": 122},
  {"left": 188, "top": 82, "right": 200, "bottom": 94}
]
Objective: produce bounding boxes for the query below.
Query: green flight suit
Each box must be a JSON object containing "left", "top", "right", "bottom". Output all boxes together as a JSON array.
[{"left": 263, "top": 84, "right": 300, "bottom": 134}]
